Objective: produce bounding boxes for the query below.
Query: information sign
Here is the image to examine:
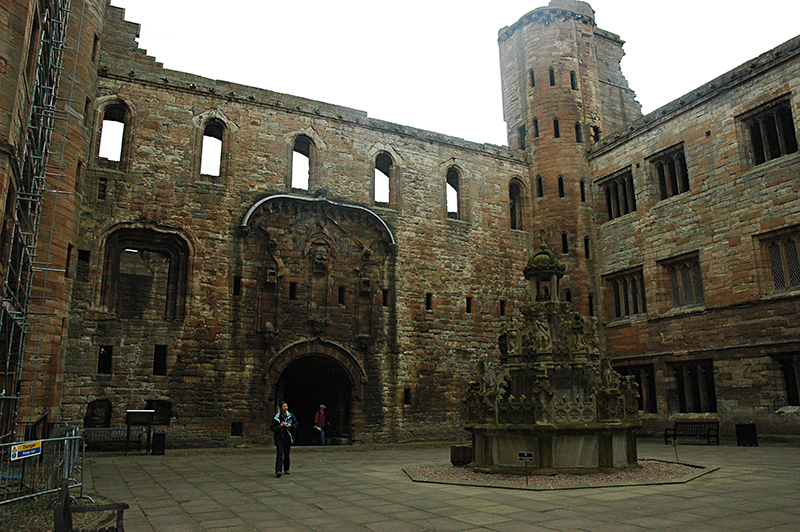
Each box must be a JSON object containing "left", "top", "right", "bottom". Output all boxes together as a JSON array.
[
  {"left": 518, "top": 451, "right": 535, "bottom": 461},
  {"left": 11, "top": 440, "right": 42, "bottom": 461}
]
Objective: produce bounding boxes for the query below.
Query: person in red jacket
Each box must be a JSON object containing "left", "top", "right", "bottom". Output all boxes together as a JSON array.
[{"left": 313, "top": 404, "right": 330, "bottom": 446}]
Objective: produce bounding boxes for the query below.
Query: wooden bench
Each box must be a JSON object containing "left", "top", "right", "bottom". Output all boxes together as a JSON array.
[
  {"left": 83, "top": 427, "right": 143, "bottom": 453},
  {"left": 54, "top": 479, "right": 129, "bottom": 532},
  {"left": 664, "top": 420, "right": 720, "bottom": 445}
]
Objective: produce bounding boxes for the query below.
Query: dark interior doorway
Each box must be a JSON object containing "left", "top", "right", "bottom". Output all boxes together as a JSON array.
[{"left": 275, "top": 355, "right": 352, "bottom": 446}]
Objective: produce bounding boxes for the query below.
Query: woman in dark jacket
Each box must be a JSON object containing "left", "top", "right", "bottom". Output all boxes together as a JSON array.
[{"left": 270, "top": 401, "right": 297, "bottom": 477}]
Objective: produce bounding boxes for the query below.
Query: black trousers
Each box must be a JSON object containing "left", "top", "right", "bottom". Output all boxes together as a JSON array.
[{"left": 275, "top": 438, "right": 291, "bottom": 474}]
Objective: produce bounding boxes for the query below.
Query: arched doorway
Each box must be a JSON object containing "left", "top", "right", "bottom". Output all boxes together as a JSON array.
[{"left": 275, "top": 355, "right": 352, "bottom": 445}]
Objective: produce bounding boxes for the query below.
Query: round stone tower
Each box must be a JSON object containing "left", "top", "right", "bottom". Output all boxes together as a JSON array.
[{"left": 498, "top": 0, "right": 641, "bottom": 318}]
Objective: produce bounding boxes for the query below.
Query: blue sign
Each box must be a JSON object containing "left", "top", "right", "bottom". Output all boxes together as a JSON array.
[{"left": 10, "top": 440, "right": 42, "bottom": 461}]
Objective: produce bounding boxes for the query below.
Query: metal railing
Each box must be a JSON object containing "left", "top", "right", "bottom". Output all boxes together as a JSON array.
[{"left": 0, "top": 426, "right": 82, "bottom": 504}]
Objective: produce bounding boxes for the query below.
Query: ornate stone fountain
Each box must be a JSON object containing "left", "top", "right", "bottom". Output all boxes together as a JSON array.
[{"left": 464, "top": 236, "right": 641, "bottom": 473}]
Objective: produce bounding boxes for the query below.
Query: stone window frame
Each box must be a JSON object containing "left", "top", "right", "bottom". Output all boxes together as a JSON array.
[
  {"left": 93, "top": 97, "right": 135, "bottom": 172},
  {"left": 373, "top": 151, "right": 395, "bottom": 206},
  {"left": 445, "top": 165, "right": 468, "bottom": 221},
  {"left": 100, "top": 228, "right": 191, "bottom": 320},
  {"left": 738, "top": 95, "right": 798, "bottom": 166},
  {"left": 659, "top": 251, "right": 704, "bottom": 311},
  {"left": 199, "top": 118, "right": 228, "bottom": 181},
  {"left": 532, "top": 118, "right": 539, "bottom": 138},
  {"left": 648, "top": 143, "right": 689, "bottom": 201},
  {"left": 508, "top": 178, "right": 527, "bottom": 230},
  {"left": 290, "top": 134, "right": 316, "bottom": 191},
  {"left": 776, "top": 354, "right": 800, "bottom": 406},
  {"left": 668, "top": 359, "right": 717, "bottom": 414},
  {"left": 603, "top": 266, "right": 647, "bottom": 321},
  {"left": 614, "top": 363, "right": 657, "bottom": 414},
  {"left": 597, "top": 166, "right": 636, "bottom": 223},
  {"left": 757, "top": 224, "right": 800, "bottom": 295}
]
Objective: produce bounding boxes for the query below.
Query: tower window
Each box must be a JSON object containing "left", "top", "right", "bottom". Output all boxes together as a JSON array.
[
  {"left": 529, "top": 69, "right": 535, "bottom": 87},
  {"left": 561, "top": 232, "right": 569, "bottom": 254},
  {"left": 575, "top": 122, "right": 583, "bottom": 143},
  {"left": 153, "top": 345, "right": 167, "bottom": 376},
  {"left": 292, "top": 135, "right": 313, "bottom": 190},
  {"left": 374, "top": 152, "right": 393, "bottom": 204},
  {"left": 549, "top": 67, "right": 555, "bottom": 86},
  {"left": 553, "top": 118, "right": 560, "bottom": 139},
  {"left": 533, "top": 118, "right": 539, "bottom": 138},
  {"left": 500, "top": 300, "right": 506, "bottom": 316},
  {"left": 584, "top": 236, "right": 590, "bottom": 259},
  {"left": 425, "top": 292, "right": 433, "bottom": 311},
  {"left": 570, "top": 70, "right": 578, "bottom": 90},
  {"left": 289, "top": 282, "right": 298, "bottom": 300},
  {"left": 446, "top": 167, "right": 460, "bottom": 220},
  {"left": 200, "top": 120, "right": 224, "bottom": 177},
  {"left": 233, "top": 276, "right": 242, "bottom": 296},
  {"left": 536, "top": 176, "right": 544, "bottom": 198},
  {"left": 557, "top": 176, "right": 565, "bottom": 198},
  {"left": 509, "top": 180, "right": 524, "bottom": 230},
  {"left": 97, "top": 345, "right": 113, "bottom": 375},
  {"left": 466, "top": 296, "right": 473, "bottom": 314},
  {"left": 517, "top": 125, "right": 526, "bottom": 149}
]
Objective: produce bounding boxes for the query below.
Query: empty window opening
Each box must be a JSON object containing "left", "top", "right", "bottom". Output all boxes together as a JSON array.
[
  {"left": 374, "top": 152, "right": 392, "bottom": 203},
  {"left": 292, "top": 136, "right": 312, "bottom": 190},
  {"left": 553, "top": 118, "right": 560, "bottom": 139},
  {"left": 91, "top": 34, "right": 100, "bottom": 62},
  {"left": 570, "top": 70, "right": 578, "bottom": 90},
  {"left": 153, "top": 345, "right": 167, "bottom": 376},
  {"left": 670, "top": 360, "right": 717, "bottom": 413},
  {"left": 653, "top": 147, "right": 689, "bottom": 200},
  {"left": 575, "top": 122, "right": 583, "bottom": 143},
  {"left": 509, "top": 181, "right": 524, "bottom": 230},
  {"left": 233, "top": 276, "right": 242, "bottom": 296},
  {"left": 425, "top": 292, "right": 433, "bottom": 311},
  {"left": 231, "top": 422, "right": 244, "bottom": 437},
  {"left": 558, "top": 176, "right": 565, "bottom": 198},
  {"left": 602, "top": 169, "right": 636, "bottom": 222},
  {"left": 561, "top": 232, "right": 569, "bottom": 254},
  {"left": 98, "top": 177, "right": 107, "bottom": 200},
  {"left": 446, "top": 167, "right": 460, "bottom": 219},
  {"left": 580, "top": 180, "right": 586, "bottom": 202},
  {"left": 616, "top": 364, "right": 657, "bottom": 413},
  {"left": 97, "top": 345, "right": 113, "bottom": 375},
  {"left": 517, "top": 125, "right": 526, "bottom": 149},
  {"left": 549, "top": 67, "right": 555, "bottom": 86},
  {"left": 536, "top": 176, "right": 544, "bottom": 198},
  {"left": 289, "top": 282, "right": 298, "bottom": 300},
  {"left": 743, "top": 99, "right": 798, "bottom": 165},
  {"left": 200, "top": 120, "right": 224, "bottom": 177},
  {"left": 588, "top": 294, "right": 595, "bottom": 316},
  {"left": 778, "top": 355, "right": 800, "bottom": 406},
  {"left": 584, "top": 236, "right": 590, "bottom": 259},
  {"left": 98, "top": 112, "right": 124, "bottom": 162},
  {"left": 403, "top": 387, "right": 412, "bottom": 406},
  {"left": 382, "top": 289, "right": 390, "bottom": 307},
  {"left": 564, "top": 289, "right": 572, "bottom": 303},
  {"left": 77, "top": 249, "right": 90, "bottom": 282},
  {"left": 338, "top": 285, "right": 346, "bottom": 305},
  {"left": 533, "top": 118, "right": 539, "bottom": 138},
  {"left": 529, "top": 69, "right": 535, "bottom": 87},
  {"left": 65, "top": 244, "right": 73, "bottom": 278},
  {"left": 592, "top": 126, "right": 600, "bottom": 142},
  {"left": 466, "top": 296, "right": 473, "bottom": 313},
  {"left": 499, "top": 300, "right": 506, "bottom": 316},
  {"left": 83, "top": 98, "right": 92, "bottom": 126}
]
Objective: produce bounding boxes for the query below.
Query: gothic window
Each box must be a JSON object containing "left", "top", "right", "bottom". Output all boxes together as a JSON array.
[
  {"left": 509, "top": 180, "right": 525, "bottom": 230},
  {"left": 615, "top": 364, "right": 657, "bottom": 413},
  {"left": 97, "top": 102, "right": 130, "bottom": 169},
  {"left": 553, "top": 118, "right": 560, "bottom": 139},
  {"left": 374, "top": 152, "right": 394, "bottom": 204},
  {"left": 606, "top": 268, "right": 647, "bottom": 319},
  {"left": 762, "top": 228, "right": 800, "bottom": 292},
  {"left": 669, "top": 360, "right": 717, "bottom": 413},
  {"left": 600, "top": 168, "right": 636, "bottom": 222},
  {"left": 740, "top": 97, "right": 798, "bottom": 165},
  {"left": 291, "top": 135, "right": 314, "bottom": 190},
  {"left": 446, "top": 167, "right": 461, "bottom": 219},
  {"left": 570, "top": 70, "right": 578, "bottom": 90},
  {"left": 777, "top": 355, "right": 800, "bottom": 406},
  {"left": 650, "top": 145, "right": 689, "bottom": 200},
  {"left": 663, "top": 254, "right": 703, "bottom": 309},
  {"left": 200, "top": 119, "right": 225, "bottom": 177},
  {"left": 101, "top": 229, "right": 190, "bottom": 320},
  {"left": 549, "top": 67, "right": 555, "bottom": 86}
]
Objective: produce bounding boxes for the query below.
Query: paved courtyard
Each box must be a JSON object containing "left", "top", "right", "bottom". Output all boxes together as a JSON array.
[{"left": 83, "top": 439, "right": 800, "bottom": 531}]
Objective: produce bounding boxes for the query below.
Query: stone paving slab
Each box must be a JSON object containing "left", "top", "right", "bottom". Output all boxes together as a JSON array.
[{"left": 82, "top": 440, "right": 800, "bottom": 531}]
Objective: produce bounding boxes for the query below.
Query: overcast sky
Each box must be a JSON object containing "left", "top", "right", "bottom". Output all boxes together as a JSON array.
[{"left": 108, "top": 1, "right": 800, "bottom": 146}]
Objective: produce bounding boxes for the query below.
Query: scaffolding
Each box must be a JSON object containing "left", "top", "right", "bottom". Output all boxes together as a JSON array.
[{"left": 0, "top": 0, "right": 71, "bottom": 443}]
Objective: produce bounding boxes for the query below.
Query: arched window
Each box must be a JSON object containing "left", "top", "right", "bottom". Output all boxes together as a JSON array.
[
  {"left": 446, "top": 167, "right": 460, "bottom": 219},
  {"left": 553, "top": 118, "right": 560, "bottom": 139},
  {"left": 549, "top": 67, "right": 555, "bottom": 86},
  {"left": 570, "top": 70, "right": 578, "bottom": 90},
  {"left": 98, "top": 102, "right": 130, "bottom": 169},
  {"left": 292, "top": 135, "right": 313, "bottom": 190},
  {"left": 200, "top": 119, "right": 225, "bottom": 177},
  {"left": 575, "top": 122, "right": 583, "bottom": 143},
  {"left": 536, "top": 176, "right": 544, "bottom": 198},
  {"left": 558, "top": 176, "right": 565, "bottom": 198},
  {"left": 374, "top": 152, "right": 393, "bottom": 204},
  {"left": 509, "top": 180, "right": 524, "bottom": 230}
]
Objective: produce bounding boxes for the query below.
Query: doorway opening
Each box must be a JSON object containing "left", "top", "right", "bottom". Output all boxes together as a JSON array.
[{"left": 274, "top": 355, "right": 352, "bottom": 445}]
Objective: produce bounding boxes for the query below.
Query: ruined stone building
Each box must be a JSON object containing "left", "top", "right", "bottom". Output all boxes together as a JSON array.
[{"left": 2, "top": 0, "right": 799, "bottom": 445}]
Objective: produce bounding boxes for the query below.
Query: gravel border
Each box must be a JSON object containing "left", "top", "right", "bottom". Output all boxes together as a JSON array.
[{"left": 404, "top": 459, "right": 716, "bottom": 490}]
